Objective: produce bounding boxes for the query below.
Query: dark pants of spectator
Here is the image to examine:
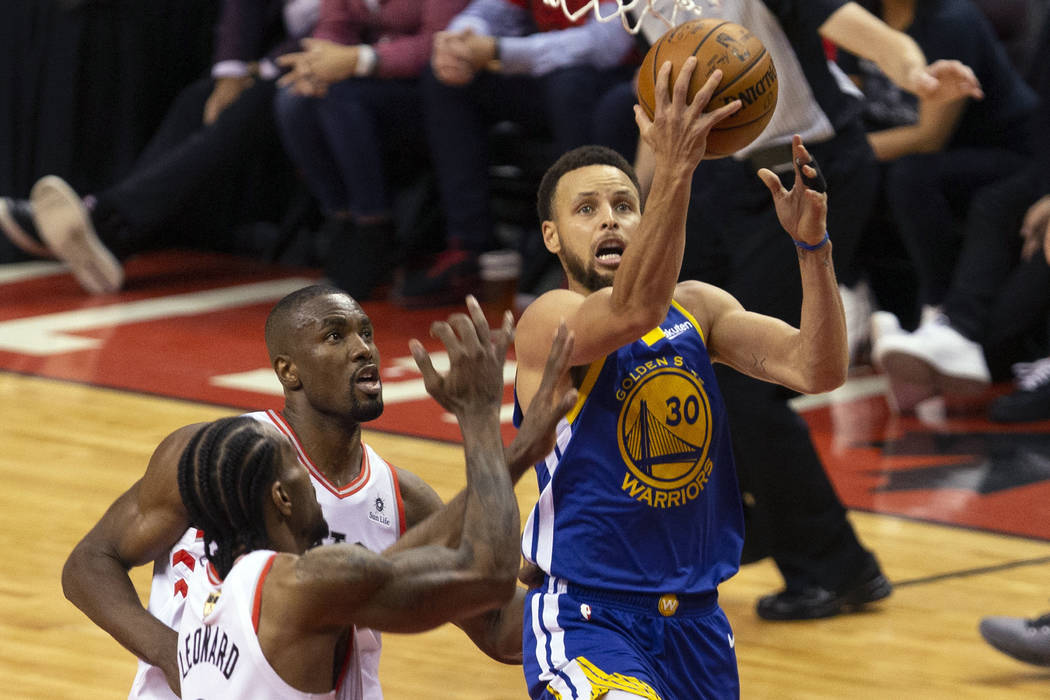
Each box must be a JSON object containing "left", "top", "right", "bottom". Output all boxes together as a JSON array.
[
  {"left": 942, "top": 166, "right": 1050, "bottom": 379},
  {"left": 91, "top": 77, "right": 295, "bottom": 258},
  {"left": 273, "top": 79, "right": 424, "bottom": 218},
  {"left": 683, "top": 124, "right": 881, "bottom": 592},
  {"left": 884, "top": 147, "right": 1032, "bottom": 309},
  {"left": 420, "top": 65, "right": 634, "bottom": 253}
]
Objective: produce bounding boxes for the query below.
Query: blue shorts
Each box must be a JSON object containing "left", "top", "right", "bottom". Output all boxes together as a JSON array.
[{"left": 523, "top": 577, "right": 739, "bottom": 699}]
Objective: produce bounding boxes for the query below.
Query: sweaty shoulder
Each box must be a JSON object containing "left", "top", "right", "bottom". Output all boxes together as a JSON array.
[
  {"left": 139, "top": 422, "right": 210, "bottom": 510},
  {"left": 515, "top": 289, "right": 585, "bottom": 367}
]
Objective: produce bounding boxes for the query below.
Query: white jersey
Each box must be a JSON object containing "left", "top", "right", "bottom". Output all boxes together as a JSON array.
[
  {"left": 129, "top": 409, "right": 404, "bottom": 699},
  {"left": 177, "top": 549, "right": 363, "bottom": 700}
]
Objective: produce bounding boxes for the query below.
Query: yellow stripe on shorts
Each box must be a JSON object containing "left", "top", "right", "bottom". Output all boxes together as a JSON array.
[{"left": 547, "top": 656, "right": 663, "bottom": 700}]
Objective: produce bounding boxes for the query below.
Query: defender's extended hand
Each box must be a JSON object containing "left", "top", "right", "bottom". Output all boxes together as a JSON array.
[
  {"left": 508, "top": 322, "right": 578, "bottom": 472},
  {"left": 409, "top": 296, "right": 512, "bottom": 416}
]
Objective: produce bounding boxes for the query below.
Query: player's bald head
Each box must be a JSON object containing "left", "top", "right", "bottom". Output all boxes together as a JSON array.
[{"left": 264, "top": 284, "right": 358, "bottom": 359}]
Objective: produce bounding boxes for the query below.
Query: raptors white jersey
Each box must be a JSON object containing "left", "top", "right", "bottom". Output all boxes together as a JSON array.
[
  {"left": 129, "top": 409, "right": 404, "bottom": 700},
  {"left": 177, "top": 549, "right": 363, "bottom": 700}
]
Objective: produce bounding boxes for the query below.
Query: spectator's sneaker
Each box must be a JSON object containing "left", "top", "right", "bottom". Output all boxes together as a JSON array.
[
  {"left": 0, "top": 197, "right": 54, "bottom": 258},
  {"left": 30, "top": 176, "right": 123, "bottom": 294},
  {"left": 875, "top": 314, "right": 990, "bottom": 401},
  {"left": 979, "top": 613, "right": 1050, "bottom": 666},
  {"left": 391, "top": 249, "right": 479, "bottom": 308},
  {"left": 988, "top": 358, "right": 1050, "bottom": 423},
  {"left": 870, "top": 311, "right": 936, "bottom": 413},
  {"left": 756, "top": 559, "right": 892, "bottom": 621}
]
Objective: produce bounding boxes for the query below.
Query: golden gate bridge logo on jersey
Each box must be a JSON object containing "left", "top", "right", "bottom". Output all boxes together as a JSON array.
[{"left": 616, "top": 357, "right": 714, "bottom": 508}]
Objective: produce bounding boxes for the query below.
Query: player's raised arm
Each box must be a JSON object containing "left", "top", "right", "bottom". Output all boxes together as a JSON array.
[
  {"left": 700, "top": 136, "right": 847, "bottom": 394},
  {"left": 61, "top": 422, "right": 205, "bottom": 693}
]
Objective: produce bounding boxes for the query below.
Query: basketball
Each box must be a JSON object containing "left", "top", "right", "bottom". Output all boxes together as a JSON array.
[{"left": 636, "top": 18, "right": 778, "bottom": 159}]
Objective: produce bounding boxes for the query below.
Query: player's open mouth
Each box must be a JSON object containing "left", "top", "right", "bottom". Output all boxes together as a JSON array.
[
  {"left": 595, "top": 239, "right": 625, "bottom": 267},
  {"left": 353, "top": 365, "right": 382, "bottom": 395}
]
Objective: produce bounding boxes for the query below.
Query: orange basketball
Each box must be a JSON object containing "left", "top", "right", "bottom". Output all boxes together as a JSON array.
[{"left": 636, "top": 18, "right": 778, "bottom": 159}]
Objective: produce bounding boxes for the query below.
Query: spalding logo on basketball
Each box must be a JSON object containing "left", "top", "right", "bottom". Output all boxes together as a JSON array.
[{"left": 637, "top": 18, "right": 778, "bottom": 159}]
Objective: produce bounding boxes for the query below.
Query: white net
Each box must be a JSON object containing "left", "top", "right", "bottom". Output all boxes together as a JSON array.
[{"left": 541, "top": 0, "right": 719, "bottom": 35}]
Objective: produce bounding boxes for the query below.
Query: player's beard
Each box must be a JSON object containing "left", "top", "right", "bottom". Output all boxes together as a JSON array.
[
  {"left": 562, "top": 246, "right": 613, "bottom": 293},
  {"left": 351, "top": 394, "right": 384, "bottom": 422}
]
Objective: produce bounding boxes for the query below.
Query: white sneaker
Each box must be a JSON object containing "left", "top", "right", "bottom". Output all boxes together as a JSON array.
[
  {"left": 30, "top": 175, "right": 123, "bottom": 294},
  {"left": 839, "top": 281, "right": 874, "bottom": 364},
  {"left": 870, "top": 311, "right": 937, "bottom": 413},
  {"left": 876, "top": 317, "right": 990, "bottom": 399}
]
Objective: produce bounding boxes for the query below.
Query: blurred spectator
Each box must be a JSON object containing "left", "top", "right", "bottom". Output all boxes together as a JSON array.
[
  {"left": 840, "top": 0, "right": 1038, "bottom": 339},
  {"left": 0, "top": 0, "right": 317, "bottom": 294},
  {"left": 393, "top": 0, "right": 637, "bottom": 308},
  {"left": 272, "top": 0, "right": 469, "bottom": 300},
  {"left": 870, "top": 4, "right": 1050, "bottom": 413}
]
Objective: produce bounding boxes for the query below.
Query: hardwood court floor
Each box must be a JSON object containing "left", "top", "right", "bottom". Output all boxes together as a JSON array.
[{"left": 3, "top": 254, "right": 1050, "bottom": 698}]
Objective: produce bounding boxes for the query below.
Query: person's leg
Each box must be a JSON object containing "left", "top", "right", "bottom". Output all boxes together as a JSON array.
[
  {"left": 591, "top": 80, "right": 641, "bottom": 163},
  {"left": 93, "top": 78, "right": 280, "bottom": 255},
  {"left": 541, "top": 65, "right": 635, "bottom": 154},
  {"left": 885, "top": 147, "right": 1030, "bottom": 309},
  {"left": 309, "top": 78, "right": 424, "bottom": 298},
  {"left": 942, "top": 167, "right": 1042, "bottom": 343},
  {"left": 273, "top": 87, "right": 350, "bottom": 215}
]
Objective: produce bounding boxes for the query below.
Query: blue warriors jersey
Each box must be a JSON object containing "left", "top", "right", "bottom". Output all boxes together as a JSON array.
[{"left": 517, "top": 301, "right": 744, "bottom": 595}]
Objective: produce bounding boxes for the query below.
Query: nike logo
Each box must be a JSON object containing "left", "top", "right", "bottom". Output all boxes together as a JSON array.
[{"left": 727, "top": 632, "right": 735, "bottom": 649}]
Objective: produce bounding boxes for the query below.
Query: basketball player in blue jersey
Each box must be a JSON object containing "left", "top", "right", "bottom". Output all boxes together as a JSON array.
[
  {"left": 62, "top": 290, "right": 575, "bottom": 697},
  {"left": 513, "top": 59, "right": 847, "bottom": 698}
]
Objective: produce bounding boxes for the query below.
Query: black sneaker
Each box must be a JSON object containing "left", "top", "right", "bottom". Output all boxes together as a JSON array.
[
  {"left": 756, "top": 561, "right": 893, "bottom": 621},
  {"left": 988, "top": 358, "right": 1050, "bottom": 423},
  {"left": 0, "top": 197, "right": 53, "bottom": 258},
  {"left": 391, "top": 249, "right": 479, "bottom": 308}
]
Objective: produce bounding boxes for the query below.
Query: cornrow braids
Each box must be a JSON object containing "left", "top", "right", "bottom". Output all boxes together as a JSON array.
[{"left": 176, "top": 417, "right": 281, "bottom": 579}]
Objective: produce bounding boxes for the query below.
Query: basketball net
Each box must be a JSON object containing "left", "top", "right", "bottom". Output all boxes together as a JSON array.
[{"left": 541, "top": 0, "right": 720, "bottom": 35}]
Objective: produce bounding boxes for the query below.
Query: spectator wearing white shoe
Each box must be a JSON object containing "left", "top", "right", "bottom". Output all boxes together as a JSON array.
[
  {"left": 836, "top": 0, "right": 1038, "bottom": 347},
  {"left": 871, "top": 7, "right": 1050, "bottom": 413}
]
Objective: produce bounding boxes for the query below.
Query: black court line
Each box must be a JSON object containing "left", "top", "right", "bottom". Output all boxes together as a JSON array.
[{"left": 894, "top": 555, "right": 1050, "bottom": 588}]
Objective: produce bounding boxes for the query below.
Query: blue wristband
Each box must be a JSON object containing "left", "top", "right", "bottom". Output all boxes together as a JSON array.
[{"left": 794, "top": 231, "right": 829, "bottom": 251}]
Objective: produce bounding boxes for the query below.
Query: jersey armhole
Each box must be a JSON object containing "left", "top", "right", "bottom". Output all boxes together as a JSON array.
[
  {"left": 251, "top": 553, "right": 279, "bottom": 634},
  {"left": 334, "top": 626, "right": 356, "bottom": 693},
  {"left": 390, "top": 467, "right": 408, "bottom": 537}
]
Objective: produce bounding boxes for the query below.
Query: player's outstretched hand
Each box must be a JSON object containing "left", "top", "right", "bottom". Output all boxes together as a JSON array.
[
  {"left": 409, "top": 295, "right": 512, "bottom": 418},
  {"left": 635, "top": 58, "right": 742, "bottom": 170},
  {"left": 508, "top": 322, "right": 578, "bottom": 475},
  {"left": 757, "top": 135, "right": 828, "bottom": 247}
]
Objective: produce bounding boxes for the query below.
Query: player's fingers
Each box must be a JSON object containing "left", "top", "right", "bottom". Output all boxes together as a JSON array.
[
  {"left": 539, "top": 323, "right": 574, "bottom": 395},
  {"left": 653, "top": 60, "right": 674, "bottom": 112},
  {"left": 702, "top": 97, "right": 741, "bottom": 127},
  {"left": 756, "top": 168, "right": 785, "bottom": 198},
  {"left": 447, "top": 312, "right": 484, "bottom": 356},
  {"left": 672, "top": 56, "right": 697, "bottom": 107},
  {"left": 409, "top": 339, "right": 443, "bottom": 393},
  {"left": 430, "top": 319, "right": 463, "bottom": 358},
  {"left": 634, "top": 104, "right": 653, "bottom": 133},
  {"left": 685, "top": 66, "right": 720, "bottom": 113},
  {"left": 492, "top": 309, "right": 515, "bottom": 362}
]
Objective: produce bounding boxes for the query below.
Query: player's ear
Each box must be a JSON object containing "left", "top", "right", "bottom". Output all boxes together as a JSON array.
[
  {"left": 541, "top": 220, "right": 561, "bottom": 255},
  {"left": 274, "top": 354, "right": 301, "bottom": 390},
  {"left": 271, "top": 481, "right": 293, "bottom": 517}
]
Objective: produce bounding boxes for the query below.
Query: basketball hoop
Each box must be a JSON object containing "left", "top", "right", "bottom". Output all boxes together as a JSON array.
[{"left": 541, "top": 0, "right": 720, "bottom": 35}]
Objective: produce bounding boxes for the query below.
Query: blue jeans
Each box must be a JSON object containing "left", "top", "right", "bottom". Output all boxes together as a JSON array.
[{"left": 274, "top": 78, "right": 423, "bottom": 218}]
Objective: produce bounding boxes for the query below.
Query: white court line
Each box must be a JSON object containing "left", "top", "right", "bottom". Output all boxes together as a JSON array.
[
  {"left": 0, "top": 261, "right": 67, "bottom": 284},
  {"left": 0, "top": 277, "right": 317, "bottom": 355}
]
